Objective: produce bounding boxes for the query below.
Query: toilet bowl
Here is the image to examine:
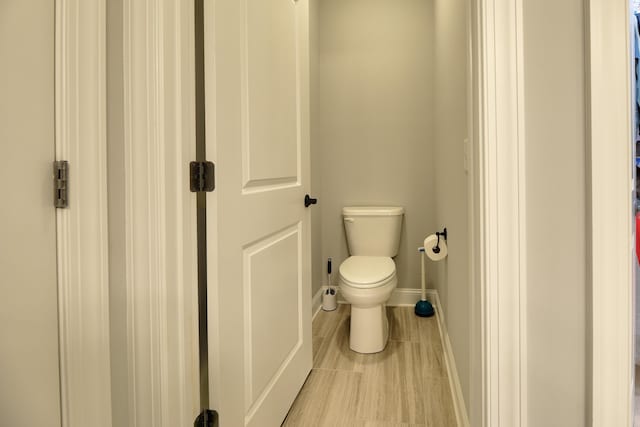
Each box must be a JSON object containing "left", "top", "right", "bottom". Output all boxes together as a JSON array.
[
  {"left": 338, "top": 206, "right": 404, "bottom": 354},
  {"left": 339, "top": 256, "right": 397, "bottom": 353}
]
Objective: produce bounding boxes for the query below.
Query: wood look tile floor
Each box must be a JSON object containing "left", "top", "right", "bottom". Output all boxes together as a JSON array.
[{"left": 282, "top": 305, "right": 457, "bottom": 427}]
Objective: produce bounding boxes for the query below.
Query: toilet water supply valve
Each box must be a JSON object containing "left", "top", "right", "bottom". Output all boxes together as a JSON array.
[{"left": 322, "top": 258, "right": 337, "bottom": 311}]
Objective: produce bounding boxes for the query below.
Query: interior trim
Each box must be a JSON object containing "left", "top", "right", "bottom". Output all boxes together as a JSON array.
[
  {"left": 121, "top": 0, "right": 200, "bottom": 424},
  {"left": 430, "top": 290, "right": 471, "bottom": 427},
  {"left": 586, "top": 0, "right": 634, "bottom": 424},
  {"left": 55, "top": 1, "right": 113, "bottom": 425},
  {"left": 473, "top": 0, "right": 528, "bottom": 425}
]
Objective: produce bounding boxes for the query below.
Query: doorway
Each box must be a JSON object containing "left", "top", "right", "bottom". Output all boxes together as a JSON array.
[{"left": 202, "top": 0, "right": 478, "bottom": 425}]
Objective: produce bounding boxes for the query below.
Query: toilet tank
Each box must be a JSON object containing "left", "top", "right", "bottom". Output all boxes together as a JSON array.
[{"left": 343, "top": 206, "right": 404, "bottom": 257}]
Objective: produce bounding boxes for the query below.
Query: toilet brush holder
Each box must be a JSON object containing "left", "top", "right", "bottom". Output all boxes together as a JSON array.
[
  {"left": 322, "top": 258, "right": 337, "bottom": 311},
  {"left": 322, "top": 288, "right": 337, "bottom": 311}
]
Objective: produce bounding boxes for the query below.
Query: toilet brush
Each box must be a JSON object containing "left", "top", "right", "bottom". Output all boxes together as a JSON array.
[
  {"left": 415, "top": 247, "right": 435, "bottom": 317},
  {"left": 322, "top": 258, "right": 337, "bottom": 311}
]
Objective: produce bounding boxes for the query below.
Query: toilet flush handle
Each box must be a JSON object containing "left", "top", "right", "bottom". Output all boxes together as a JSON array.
[{"left": 344, "top": 217, "right": 355, "bottom": 223}]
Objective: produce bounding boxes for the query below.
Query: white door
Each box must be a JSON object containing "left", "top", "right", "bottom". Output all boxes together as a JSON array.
[
  {"left": 0, "top": 1, "right": 61, "bottom": 426},
  {"left": 204, "top": 0, "right": 312, "bottom": 426}
]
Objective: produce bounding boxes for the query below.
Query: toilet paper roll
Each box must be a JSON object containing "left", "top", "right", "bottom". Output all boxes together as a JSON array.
[{"left": 424, "top": 234, "right": 448, "bottom": 261}]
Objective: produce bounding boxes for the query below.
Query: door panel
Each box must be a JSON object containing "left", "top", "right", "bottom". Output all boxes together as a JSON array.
[
  {"left": 0, "top": 1, "right": 61, "bottom": 426},
  {"left": 205, "top": 0, "right": 312, "bottom": 426},
  {"left": 245, "top": 225, "right": 302, "bottom": 402},
  {"left": 244, "top": 224, "right": 304, "bottom": 417},
  {"left": 243, "top": 0, "right": 300, "bottom": 189}
]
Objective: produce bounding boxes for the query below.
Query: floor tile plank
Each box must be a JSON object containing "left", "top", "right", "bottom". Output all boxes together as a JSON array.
[
  {"left": 313, "top": 335, "right": 324, "bottom": 364},
  {"left": 416, "top": 316, "right": 447, "bottom": 378},
  {"left": 288, "top": 306, "right": 457, "bottom": 426},
  {"left": 415, "top": 314, "right": 441, "bottom": 344},
  {"left": 313, "top": 304, "right": 348, "bottom": 338},
  {"left": 388, "top": 306, "right": 420, "bottom": 342},
  {"left": 423, "top": 375, "right": 457, "bottom": 427},
  {"left": 314, "top": 311, "right": 364, "bottom": 372},
  {"left": 282, "top": 369, "right": 362, "bottom": 427},
  {"left": 356, "top": 341, "right": 426, "bottom": 424}
]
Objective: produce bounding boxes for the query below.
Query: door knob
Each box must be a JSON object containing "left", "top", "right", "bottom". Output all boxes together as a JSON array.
[{"left": 304, "top": 194, "right": 318, "bottom": 208}]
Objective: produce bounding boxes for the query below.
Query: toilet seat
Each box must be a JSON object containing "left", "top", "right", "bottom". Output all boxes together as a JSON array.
[{"left": 339, "top": 256, "right": 396, "bottom": 289}]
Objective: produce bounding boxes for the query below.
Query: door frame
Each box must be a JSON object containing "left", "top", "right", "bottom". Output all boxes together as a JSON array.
[
  {"left": 194, "top": 0, "right": 529, "bottom": 425},
  {"left": 117, "top": 0, "right": 201, "bottom": 425},
  {"left": 99, "top": 0, "right": 533, "bottom": 425},
  {"left": 195, "top": 0, "right": 527, "bottom": 425},
  {"left": 481, "top": 0, "right": 639, "bottom": 426},
  {"left": 56, "top": 0, "right": 201, "bottom": 426},
  {"left": 55, "top": 1, "right": 113, "bottom": 425},
  {"left": 586, "top": 0, "right": 635, "bottom": 425},
  {"left": 470, "top": 0, "right": 528, "bottom": 425}
]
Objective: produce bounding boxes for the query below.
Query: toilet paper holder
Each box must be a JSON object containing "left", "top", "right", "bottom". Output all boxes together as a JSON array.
[{"left": 433, "top": 228, "right": 447, "bottom": 254}]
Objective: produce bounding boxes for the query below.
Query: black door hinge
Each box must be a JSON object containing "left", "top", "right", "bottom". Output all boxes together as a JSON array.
[
  {"left": 190, "top": 161, "right": 215, "bottom": 193},
  {"left": 54, "top": 161, "right": 69, "bottom": 208},
  {"left": 194, "top": 409, "right": 219, "bottom": 427}
]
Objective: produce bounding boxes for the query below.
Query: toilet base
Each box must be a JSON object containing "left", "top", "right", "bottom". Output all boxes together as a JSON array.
[{"left": 349, "top": 304, "right": 389, "bottom": 353}]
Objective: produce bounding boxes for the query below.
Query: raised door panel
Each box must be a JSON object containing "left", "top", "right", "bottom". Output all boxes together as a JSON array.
[
  {"left": 243, "top": 0, "right": 300, "bottom": 192},
  {"left": 243, "top": 224, "right": 303, "bottom": 421}
]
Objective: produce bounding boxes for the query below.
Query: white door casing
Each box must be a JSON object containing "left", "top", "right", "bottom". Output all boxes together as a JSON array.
[
  {"left": 114, "top": 0, "right": 201, "bottom": 425},
  {"left": 475, "top": 0, "right": 637, "bottom": 425},
  {"left": 587, "top": 0, "right": 634, "bottom": 425},
  {"left": 56, "top": 0, "right": 113, "bottom": 426},
  {"left": 471, "top": 0, "right": 528, "bottom": 425},
  {"left": 204, "top": 0, "right": 313, "bottom": 426}
]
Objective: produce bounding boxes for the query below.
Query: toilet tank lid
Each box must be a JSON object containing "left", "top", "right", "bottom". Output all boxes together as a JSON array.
[{"left": 342, "top": 206, "right": 404, "bottom": 216}]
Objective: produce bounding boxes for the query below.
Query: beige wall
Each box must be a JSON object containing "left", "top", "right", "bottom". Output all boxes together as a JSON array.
[
  {"left": 0, "top": 1, "right": 62, "bottom": 425},
  {"left": 310, "top": 0, "right": 324, "bottom": 297},
  {"left": 314, "top": 0, "right": 437, "bottom": 292},
  {"left": 523, "top": 0, "right": 587, "bottom": 424},
  {"left": 433, "top": 0, "right": 470, "bottom": 409}
]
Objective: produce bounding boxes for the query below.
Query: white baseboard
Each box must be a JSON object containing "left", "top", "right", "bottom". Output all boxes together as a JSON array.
[
  {"left": 387, "top": 288, "right": 423, "bottom": 306},
  {"left": 311, "top": 285, "right": 469, "bottom": 427},
  {"left": 311, "top": 286, "right": 325, "bottom": 320},
  {"left": 315, "top": 285, "right": 425, "bottom": 306},
  {"left": 314, "top": 286, "right": 427, "bottom": 308},
  {"left": 429, "top": 290, "right": 470, "bottom": 427},
  {"left": 332, "top": 285, "right": 424, "bottom": 306},
  {"left": 312, "top": 285, "right": 342, "bottom": 319}
]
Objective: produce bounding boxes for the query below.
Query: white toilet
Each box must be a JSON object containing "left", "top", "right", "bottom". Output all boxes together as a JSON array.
[{"left": 338, "top": 206, "right": 404, "bottom": 353}]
